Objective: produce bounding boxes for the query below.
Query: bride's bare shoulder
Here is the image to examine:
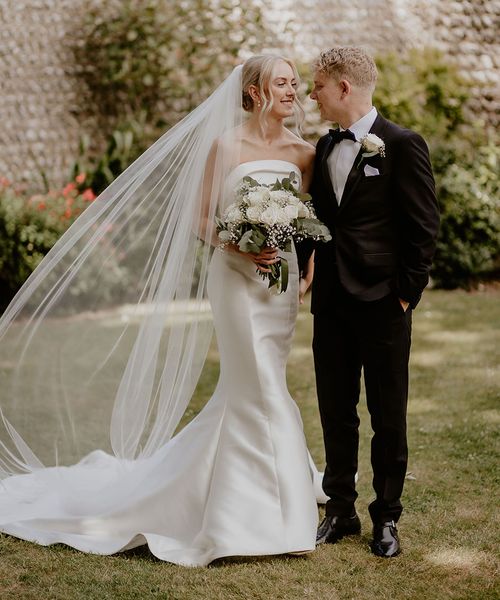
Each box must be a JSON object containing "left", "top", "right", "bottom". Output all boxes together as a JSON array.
[
  {"left": 298, "top": 138, "right": 316, "bottom": 162},
  {"left": 285, "top": 130, "right": 315, "bottom": 171},
  {"left": 212, "top": 125, "right": 247, "bottom": 156}
]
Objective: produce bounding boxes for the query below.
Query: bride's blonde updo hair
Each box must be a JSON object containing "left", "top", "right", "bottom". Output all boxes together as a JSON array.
[{"left": 241, "top": 54, "right": 305, "bottom": 130}]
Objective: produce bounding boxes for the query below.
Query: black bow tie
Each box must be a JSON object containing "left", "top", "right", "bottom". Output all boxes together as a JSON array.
[{"left": 329, "top": 128, "right": 356, "bottom": 144}]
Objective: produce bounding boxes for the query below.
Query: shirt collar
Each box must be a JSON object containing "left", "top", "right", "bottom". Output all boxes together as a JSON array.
[{"left": 341, "top": 107, "right": 377, "bottom": 142}]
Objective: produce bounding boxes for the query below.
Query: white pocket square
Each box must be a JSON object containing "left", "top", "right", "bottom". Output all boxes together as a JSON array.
[{"left": 364, "top": 164, "right": 380, "bottom": 177}]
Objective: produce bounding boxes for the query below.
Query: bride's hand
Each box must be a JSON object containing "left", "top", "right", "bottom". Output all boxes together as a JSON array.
[
  {"left": 226, "top": 244, "right": 279, "bottom": 273},
  {"left": 252, "top": 247, "right": 280, "bottom": 273}
]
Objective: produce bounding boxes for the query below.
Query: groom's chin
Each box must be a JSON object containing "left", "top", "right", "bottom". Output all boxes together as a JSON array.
[{"left": 318, "top": 108, "right": 330, "bottom": 121}]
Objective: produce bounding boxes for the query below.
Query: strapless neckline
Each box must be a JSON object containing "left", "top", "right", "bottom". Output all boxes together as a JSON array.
[{"left": 229, "top": 159, "right": 301, "bottom": 178}]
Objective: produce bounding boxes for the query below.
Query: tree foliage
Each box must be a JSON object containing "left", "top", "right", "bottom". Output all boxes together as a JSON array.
[{"left": 75, "top": 0, "right": 273, "bottom": 129}]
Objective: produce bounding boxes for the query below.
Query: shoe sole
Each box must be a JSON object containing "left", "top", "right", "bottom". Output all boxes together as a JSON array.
[
  {"left": 317, "top": 528, "right": 362, "bottom": 545},
  {"left": 370, "top": 545, "right": 402, "bottom": 558}
]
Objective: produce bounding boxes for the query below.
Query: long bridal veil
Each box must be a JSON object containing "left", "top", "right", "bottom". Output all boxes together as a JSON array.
[{"left": 0, "top": 66, "right": 247, "bottom": 476}]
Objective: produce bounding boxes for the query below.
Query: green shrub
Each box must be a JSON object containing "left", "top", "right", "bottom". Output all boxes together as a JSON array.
[
  {"left": 374, "top": 48, "right": 472, "bottom": 148},
  {"left": 71, "top": 123, "right": 144, "bottom": 196},
  {"left": 433, "top": 144, "right": 499, "bottom": 288},
  {"left": 0, "top": 176, "right": 97, "bottom": 310}
]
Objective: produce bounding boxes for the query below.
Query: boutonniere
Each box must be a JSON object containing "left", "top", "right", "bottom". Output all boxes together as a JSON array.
[{"left": 357, "top": 133, "right": 385, "bottom": 168}]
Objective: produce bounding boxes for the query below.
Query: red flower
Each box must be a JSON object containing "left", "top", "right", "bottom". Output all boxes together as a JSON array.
[
  {"left": 0, "top": 177, "right": 11, "bottom": 187},
  {"left": 64, "top": 208, "right": 72, "bottom": 219},
  {"left": 82, "top": 188, "right": 96, "bottom": 202},
  {"left": 37, "top": 201, "right": 46, "bottom": 211},
  {"left": 63, "top": 183, "right": 76, "bottom": 197},
  {"left": 75, "top": 173, "right": 86, "bottom": 184}
]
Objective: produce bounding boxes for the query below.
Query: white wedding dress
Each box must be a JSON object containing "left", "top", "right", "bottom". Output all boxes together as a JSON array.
[{"left": 0, "top": 160, "right": 326, "bottom": 567}]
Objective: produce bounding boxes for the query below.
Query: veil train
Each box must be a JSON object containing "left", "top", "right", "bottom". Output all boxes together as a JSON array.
[{"left": 0, "top": 66, "right": 245, "bottom": 475}]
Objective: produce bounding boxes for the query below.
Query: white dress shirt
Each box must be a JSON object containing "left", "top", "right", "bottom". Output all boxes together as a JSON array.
[{"left": 328, "top": 107, "right": 378, "bottom": 204}]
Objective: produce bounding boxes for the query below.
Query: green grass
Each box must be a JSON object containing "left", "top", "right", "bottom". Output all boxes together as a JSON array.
[{"left": 1, "top": 289, "right": 499, "bottom": 599}]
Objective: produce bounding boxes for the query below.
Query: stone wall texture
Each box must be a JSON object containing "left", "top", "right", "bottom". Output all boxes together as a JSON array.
[
  {"left": 0, "top": 0, "right": 498, "bottom": 187},
  {"left": 0, "top": 0, "right": 107, "bottom": 188}
]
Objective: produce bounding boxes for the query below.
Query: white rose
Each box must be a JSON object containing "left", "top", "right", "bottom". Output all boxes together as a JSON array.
[
  {"left": 283, "top": 204, "right": 299, "bottom": 220},
  {"left": 297, "top": 202, "right": 310, "bottom": 218},
  {"left": 362, "top": 133, "right": 384, "bottom": 154},
  {"left": 269, "top": 189, "right": 295, "bottom": 206},
  {"left": 225, "top": 206, "right": 244, "bottom": 223},
  {"left": 260, "top": 203, "right": 282, "bottom": 226},
  {"left": 247, "top": 187, "right": 270, "bottom": 206},
  {"left": 246, "top": 205, "right": 262, "bottom": 223}
]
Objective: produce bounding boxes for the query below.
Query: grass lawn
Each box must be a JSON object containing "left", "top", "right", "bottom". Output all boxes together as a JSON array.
[{"left": 0, "top": 288, "right": 498, "bottom": 599}]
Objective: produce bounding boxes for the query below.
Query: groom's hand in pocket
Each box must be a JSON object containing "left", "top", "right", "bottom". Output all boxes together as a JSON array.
[{"left": 299, "top": 278, "right": 311, "bottom": 304}]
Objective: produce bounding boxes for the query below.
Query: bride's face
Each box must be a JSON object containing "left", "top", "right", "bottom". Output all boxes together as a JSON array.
[{"left": 266, "top": 61, "right": 297, "bottom": 118}]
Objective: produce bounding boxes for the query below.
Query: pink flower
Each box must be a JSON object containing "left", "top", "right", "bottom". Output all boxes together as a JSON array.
[
  {"left": 75, "top": 173, "right": 86, "bottom": 184},
  {"left": 0, "top": 177, "right": 11, "bottom": 187},
  {"left": 81, "top": 188, "right": 96, "bottom": 202}
]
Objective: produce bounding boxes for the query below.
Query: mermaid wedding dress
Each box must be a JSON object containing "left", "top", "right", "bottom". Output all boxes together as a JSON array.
[{"left": 0, "top": 160, "right": 326, "bottom": 567}]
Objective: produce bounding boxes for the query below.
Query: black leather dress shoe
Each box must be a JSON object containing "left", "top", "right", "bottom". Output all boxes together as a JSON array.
[
  {"left": 316, "top": 514, "right": 361, "bottom": 545},
  {"left": 371, "top": 520, "right": 401, "bottom": 558}
]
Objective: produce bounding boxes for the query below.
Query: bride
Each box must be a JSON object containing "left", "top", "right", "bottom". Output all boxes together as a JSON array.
[{"left": 0, "top": 54, "right": 326, "bottom": 566}]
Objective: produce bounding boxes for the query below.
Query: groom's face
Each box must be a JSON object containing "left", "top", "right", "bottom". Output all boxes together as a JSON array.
[{"left": 310, "top": 71, "right": 343, "bottom": 122}]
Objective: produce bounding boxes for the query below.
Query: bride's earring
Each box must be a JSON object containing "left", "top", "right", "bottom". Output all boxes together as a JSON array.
[{"left": 257, "top": 101, "right": 261, "bottom": 108}]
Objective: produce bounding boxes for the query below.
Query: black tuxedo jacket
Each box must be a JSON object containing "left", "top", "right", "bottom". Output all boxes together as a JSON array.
[{"left": 304, "top": 114, "right": 440, "bottom": 313}]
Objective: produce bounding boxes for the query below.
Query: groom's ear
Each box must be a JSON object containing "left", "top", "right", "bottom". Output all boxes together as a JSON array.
[{"left": 339, "top": 79, "right": 351, "bottom": 98}]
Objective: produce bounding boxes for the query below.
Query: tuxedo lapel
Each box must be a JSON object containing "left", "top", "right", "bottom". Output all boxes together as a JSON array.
[
  {"left": 338, "top": 114, "right": 388, "bottom": 213},
  {"left": 320, "top": 136, "right": 339, "bottom": 210}
]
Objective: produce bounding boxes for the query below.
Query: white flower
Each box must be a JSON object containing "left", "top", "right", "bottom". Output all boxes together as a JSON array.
[
  {"left": 247, "top": 187, "right": 270, "bottom": 206},
  {"left": 357, "top": 133, "right": 386, "bottom": 169},
  {"left": 246, "top": 205, "right": 263, "bottom": 223},
  {"left": 269, "top": 189, "right": 296, "bottom": 206},
  {"left": 260, "top": 202, "right": 283, "bottom": 226},
  {"left": 360, "top": 133, "right": 385, "bottom": 156},
  {"left": 224, "top": 205, "right": 244, "bottom": 223},
  {"left": 283, "top": 204, "right": 299, "bottom": 220},
  {"left": 297, "top": 202, "right": 310, "bottom": 218},
  {"left": 218, "top": 230, "right": 232, "bottom": 243}
]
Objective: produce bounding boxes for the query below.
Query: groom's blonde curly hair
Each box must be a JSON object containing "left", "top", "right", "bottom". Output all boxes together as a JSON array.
[{"left": 313, "top": 47, "right": 377, "bottom": 92}]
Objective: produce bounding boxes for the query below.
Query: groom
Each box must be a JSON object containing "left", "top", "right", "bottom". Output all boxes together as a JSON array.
[{"left": 306, "top": 47, "right": 439, "bottom": 557}]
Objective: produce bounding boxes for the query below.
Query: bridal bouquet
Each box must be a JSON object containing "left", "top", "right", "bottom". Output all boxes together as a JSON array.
[{"left": 216, "top": 172, "right": 331, "bottom": 293}]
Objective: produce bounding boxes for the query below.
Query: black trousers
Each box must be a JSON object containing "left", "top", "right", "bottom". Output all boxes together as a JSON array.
[{"left": 313, "top": 282, "right": 412, "bottom": 524}]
